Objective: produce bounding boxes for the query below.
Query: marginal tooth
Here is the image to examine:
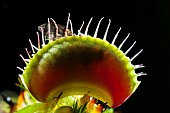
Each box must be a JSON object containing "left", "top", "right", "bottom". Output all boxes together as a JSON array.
[
  {"left": 18, "top": 74, "right": 29, "bottom": 90},
  {"left": 47, "top": 18, "right": 51, "bottom": 40},
  {"left": 40, "top": 27, "right": 45, "bottom": 47},
  {"left": 69, "top": 19, "right": 73, "bottom": 35},
  {"left": 137, "top": 72, "right": 147, "bottom": 76},
  {"left": 29, "top": 38, "right": 39, "bottom": 51},
  {"left": 85, "top": 17, "right": 93, "bottom": 36},
  {"left": 24, "top": 59, "right": 30, "bottom": 62},
  {"left": 50, "top": 18, "right": 59, "bottom": 38},
  {"left": 65, "top": 13, "right": 70, "bottom": 36},
  {"left": 78, "top": 21, "right": 84, "bottom": 36},
  {"left": 111, "top": 27, "right": 121, "bottom": 45},
  {"left": 19, "top": 54, "right": 27, "bottom": 64},
  {"left": 25, "top": 48, "right": 31, "bottom": 59},
  {"left": 124, "top": 41, "right": 136, "bottom": 55},
  {"left": 93, "top": 17, "right": 104, "bottom": 38},
  {"left": 103, "top": 19, "right": 111, "bottom": 40},
  {"left": 36, "top": 32, "right": 40, "bottom": 49},
  {"left": 31, "top": 53, "right": 34, "bottom": 57},
  {"left": 118, "top": 33, "right": 130, "bottom": 50},
  {"left": 32, "top": 45, "right": 39, "bottom": 51},
  {"left": 16, "top": 66, "right": 24, "bottom": 72},
  {"left": 29, "top": 39, "right": 35, "bottom": 53},
  {"left": 130, "top": 49, "right": 143, "bottom": 62},
  {"left": 134, "top": 64, "right": 145, "bottom": 69}
]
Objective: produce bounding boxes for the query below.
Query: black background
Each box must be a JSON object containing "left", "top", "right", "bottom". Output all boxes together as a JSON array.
[{"left": 0, "top": 0, "right": 169, "bottom": 113}]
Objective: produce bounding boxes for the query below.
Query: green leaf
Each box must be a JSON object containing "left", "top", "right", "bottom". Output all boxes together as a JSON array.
[
  {"left": 103, "top": 108, "right": 114, "bottom": 113},
  {"left": 14, "top": 103, "right": 49, "bottom": 113},
  {"left": 72, "top": 101, "right": 87, "bottom": 113}
]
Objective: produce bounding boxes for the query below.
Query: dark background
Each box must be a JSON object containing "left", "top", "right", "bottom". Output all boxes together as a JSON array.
[{"left": 0, "top": 0, "right": 169, "bottom": 113}]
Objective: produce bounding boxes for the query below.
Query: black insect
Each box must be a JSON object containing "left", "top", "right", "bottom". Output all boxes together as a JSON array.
[
  {"left": 92, "top": 97, "right": 111, "bottom": 111},
  {"left": 38, "top": 20, "right": 73, "bottom": 41}
]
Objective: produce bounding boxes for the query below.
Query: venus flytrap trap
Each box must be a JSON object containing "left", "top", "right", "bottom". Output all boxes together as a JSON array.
[{"left": 12, "top": 13, "right": 146, "bottom": 113}]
